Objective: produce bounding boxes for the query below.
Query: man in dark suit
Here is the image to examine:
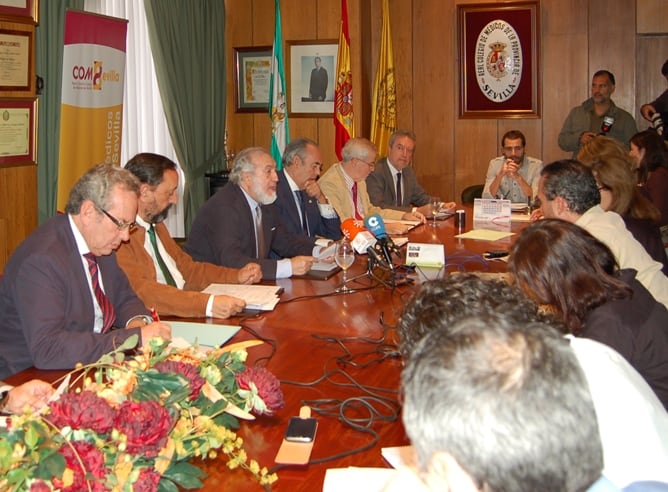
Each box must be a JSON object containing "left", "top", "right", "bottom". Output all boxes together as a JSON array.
[
  {"left": 275, "top": 138, "right": 341, "bottom": 241},
  {"left": 366, "top": 129, "right": 455, "bottom": 215},
  {"left": 0, "top": 164, "right": 171, "bottom": 379},
  {"left": 185, "top": 147, "right": 318, "bottom": 280},
  {"left": 308, "top": 56, "right": 328, "bottom": 101}
]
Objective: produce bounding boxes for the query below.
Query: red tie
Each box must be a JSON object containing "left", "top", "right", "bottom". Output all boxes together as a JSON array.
[
  {"left": 84, "top": 253, "right": 116, "bottom": 333},
  {"left": 352, "top": 182, "right": 363, "bottom": 220}
]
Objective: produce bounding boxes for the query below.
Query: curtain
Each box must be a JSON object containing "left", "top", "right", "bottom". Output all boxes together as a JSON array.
[
  {"left": 83, "top": 0, "right": 185, "bottom": 237},
  {"left": 35, "top": 0, "right": 85, "bottom": 223},
  {"left": 143, "top": 0, "right": 226, "bottom": 235}
]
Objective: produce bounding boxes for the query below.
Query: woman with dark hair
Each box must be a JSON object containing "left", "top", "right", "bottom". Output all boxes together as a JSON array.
[
  {"left": 588, "top": 154, "right": 668, "bottom": 274},
  {"left": 629, "top": 130, "right": 668, "bottom": 226},
  {"left": 509, "top": 219, "right": 668, "bottom": 409}
]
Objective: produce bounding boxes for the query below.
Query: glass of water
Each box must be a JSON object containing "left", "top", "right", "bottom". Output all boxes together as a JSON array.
[{"left": 335, "top": 239, "right": 355, "bottom": 292}]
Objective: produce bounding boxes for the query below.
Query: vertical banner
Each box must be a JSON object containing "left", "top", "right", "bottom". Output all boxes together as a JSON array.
[
  {"left": 370, "top": 0, "right": 397, "bottom": 158},
  {"left": 56, "top": 10, "right": 128, "bottom": 210},
  {"left": 269, "top": 0, "right": 289, "bottom": 170},
  {"left": 334, "top": 0, "right": 354, "bottom": 161}
]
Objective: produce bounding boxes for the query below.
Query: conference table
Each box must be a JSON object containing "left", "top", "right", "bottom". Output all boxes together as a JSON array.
[{"left": 7, "top": 206, "right": 530, "bottom": 491}]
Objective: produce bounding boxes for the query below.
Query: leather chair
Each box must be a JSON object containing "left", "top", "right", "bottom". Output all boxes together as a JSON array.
[{"left": 461, "top": 184, "right": 484, "bottom": 204}]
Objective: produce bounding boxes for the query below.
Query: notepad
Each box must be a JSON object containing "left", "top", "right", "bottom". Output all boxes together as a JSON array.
[
  {"left": 202, "top": 284, "right": 282, "bottom": 311},
  {"left": 170, "top": 321, "right": 240, "bottom": 347}
]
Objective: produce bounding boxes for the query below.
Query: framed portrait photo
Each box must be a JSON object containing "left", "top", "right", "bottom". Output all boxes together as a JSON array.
[
  {"left": 458, "top": 1, "right": 540, "bottom": 119},
  {"left": 286, "top": 40, "right": 337, "bottom": 117},
  {"left": 0, "top": 0, "right": 38, "bottom": 24},
  {"left": 233, "top": 46, "right": 272, "bottom": 113},
  {"left": 0, "top": 98, "right": 36, "bottom": 167}
]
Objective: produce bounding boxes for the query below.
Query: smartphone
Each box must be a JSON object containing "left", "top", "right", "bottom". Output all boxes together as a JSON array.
[
  {"left": 284, "top": 417, "right": 317, "bottom": 443},
  {"left": 484, "top": 250, "right": 509, "bottom": 259}
]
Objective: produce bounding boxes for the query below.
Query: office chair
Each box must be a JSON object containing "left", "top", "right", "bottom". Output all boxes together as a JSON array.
[{"left": 460, "top": 184, "right": 484, "bottom": 204}]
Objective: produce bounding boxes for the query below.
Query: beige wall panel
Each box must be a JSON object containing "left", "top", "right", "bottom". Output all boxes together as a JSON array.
[
  {"left": 389, "top": 0, "right": 414, "bottom": 133},
  {"left": 636, "top": 36, "right": 668, "bottom": 129},
  {"left": 541, "top": 1, "right": 589, "bottom": 161},
  {"left": 589, "top": 0, "right": 637, "bottom": 118},
  {"left": 454, "top": 120, "right": 498, "bottom": 198},
  {"left": 637, "top": 0, "right": 668, "bottom": 34}
]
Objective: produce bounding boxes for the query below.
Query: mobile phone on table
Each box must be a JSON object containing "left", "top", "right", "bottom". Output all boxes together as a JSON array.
[
  {"left": 284, "top": 417, "right": 317, "bottom": 443},
  {"left": 483, "top": 250, "right": 509, "bottom": 259}
]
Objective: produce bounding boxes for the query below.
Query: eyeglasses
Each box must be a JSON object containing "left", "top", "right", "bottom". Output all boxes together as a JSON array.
[
  {"left": 99, "top": 207, "right": 136, "bottom": 231},
  {"left": 502, "top": 146, "right": 524, "bottom": 153},
  {"left": 356, "top": 157, "right": 376, "bottom": 169}
]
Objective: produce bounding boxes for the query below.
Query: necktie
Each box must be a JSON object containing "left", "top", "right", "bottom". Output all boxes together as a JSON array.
[
  {"left": 147, "top": 224, "right": 176, "bottom": 287},
  {"left": 83, "top": 253, "right": 116, "bottom": 333},
  {"left": 295, "top": 190, "right": 309, "bottom": 234},
  {"left": 255, "top": 205, "right": 267, "bottom": 258},
  {"left": 396, "top": 172, "right": 403, "bottom": 207},
  {"left": 352, "top": 182, "right": 363, "bottom": 220}
]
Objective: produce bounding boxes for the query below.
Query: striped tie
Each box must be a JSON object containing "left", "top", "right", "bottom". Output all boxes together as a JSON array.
[
  {"left": 83, "top": 253, "right": 116, "bottom": 333},
  {"left": 352, "top": 182, "right": 363, "bottom": 220}
]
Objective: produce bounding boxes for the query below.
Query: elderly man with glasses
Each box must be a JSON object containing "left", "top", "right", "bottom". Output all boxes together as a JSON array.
[
  {"left": 0, "top": 163, "right": 171, "bottom": 379},
  {"left": 318, "top": 138, "right": 425, "bottom": 227}
]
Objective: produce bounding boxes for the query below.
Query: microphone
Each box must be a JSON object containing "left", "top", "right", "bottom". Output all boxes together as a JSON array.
[
  {"left": 600, "top": 116, "right": 614, "bottom": 135},
  {"left": 340, "top": 218, "right": 376, "bottom": 255},
  {"left": 363, "top": 214, "right": 397, "bottom": 270}
]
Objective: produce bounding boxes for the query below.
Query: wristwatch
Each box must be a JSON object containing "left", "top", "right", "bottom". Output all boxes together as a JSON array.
[{"left": 0, "top": 384, "right": 13, "bottom": 414}]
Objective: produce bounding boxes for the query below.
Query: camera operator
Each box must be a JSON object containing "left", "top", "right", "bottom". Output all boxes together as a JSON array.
[{"left": 640, "top": 58, "right": 668, "bottom": 140}]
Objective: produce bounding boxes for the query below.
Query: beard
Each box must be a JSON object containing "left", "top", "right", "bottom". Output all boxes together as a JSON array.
[
  {"left": 251, "top": 179, "right": 277, "bottom": 205},
  {"left": 149, "top": 204, "right": 172, "bottom": 224}
]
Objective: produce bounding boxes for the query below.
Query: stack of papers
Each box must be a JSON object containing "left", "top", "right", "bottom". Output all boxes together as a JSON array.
[{"left": 202, "top": 283, "right": 282, "bottom": 311}]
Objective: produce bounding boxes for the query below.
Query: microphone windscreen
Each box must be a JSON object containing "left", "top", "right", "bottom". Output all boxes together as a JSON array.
[
  {"left": 363, "top": 214, "right": 388, "bottom": 239},
  {"left": 600, "top": 116, "right": 614, "bottom": 134},
  {"left": 341, "top": 218, "right": 377, "bottom": 254}
]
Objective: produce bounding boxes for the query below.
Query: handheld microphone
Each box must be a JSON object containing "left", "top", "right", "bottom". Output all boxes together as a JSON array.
[
  {"left": 600, "top": 116, "right": 614, "bottom": 135},
  {"left": 340, "top": 218, "right": 376, "bottom": 255},
  {"left": 364, "top": 214, "right": 397, "bottom": 270}
]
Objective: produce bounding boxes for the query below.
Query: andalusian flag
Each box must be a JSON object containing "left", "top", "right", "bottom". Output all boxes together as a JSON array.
[
  {"left": 334, "top": 0, "right": 354, "bottom": 160},
  {"left": 370, "top": 0, "right": 397, "bottom": 158},
  {"left": 269, "top": 0, "right": 289, "bottom": 169}
]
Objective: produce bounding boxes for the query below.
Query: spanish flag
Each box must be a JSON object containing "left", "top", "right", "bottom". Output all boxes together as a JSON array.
[
  {"left": 269, "top": 0, "right": 289, "bottom": 170},
  {"left": 370, "top": 0, "right": 397, "bottom": 158},
  {"left": 334, "top": 0, "right": 354, "bottom": 160}
]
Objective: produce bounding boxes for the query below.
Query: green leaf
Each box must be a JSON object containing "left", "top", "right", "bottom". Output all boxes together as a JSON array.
[
  {"left": 162, "top": 461, "right": 206, "bottom": 489},
  {"left": 118, "top": 334, "right": 139, "bottom": 351},
  {"left": 157, "top": 477, "right": 180, "bottom": 492},
  {"left": 34, "top": 450, "right": 66, "bottom": 479}
]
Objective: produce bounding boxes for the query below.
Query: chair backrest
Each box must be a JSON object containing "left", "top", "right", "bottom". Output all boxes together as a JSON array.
[{"left": 461, "top": 184, "right": 484, "bottom": 204}]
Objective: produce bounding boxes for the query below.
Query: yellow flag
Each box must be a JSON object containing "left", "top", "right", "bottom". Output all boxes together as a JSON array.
[{"left": 370, "top": 0, "right": 396, "bottom": 158}]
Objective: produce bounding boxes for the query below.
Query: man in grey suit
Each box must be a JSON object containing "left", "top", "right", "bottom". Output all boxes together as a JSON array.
[
  {"left": 185, "top": 147, "right": 319, "bottom": 280},
  {"left": 0, "top": 164, "right": 171, "bottom": 379},
  {"left": 275, "top": 138, "right": 341, "bottom": 241},
  {"left": 366, "top": 129, "right": 454, "bottom": 215}
]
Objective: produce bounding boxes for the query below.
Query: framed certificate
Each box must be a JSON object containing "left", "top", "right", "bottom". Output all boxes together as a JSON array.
[
  {"left": 0, "top": 97, "right": 36, "bottom": 166},
  {"left": 0, "top": 0, "right": 39, "bottom": 24},
  {"left": 234, "top": 46, "right": 272, "bottom": 113},
  {"left": 0, "top": 20, "right": 35, "bottom": 96}
]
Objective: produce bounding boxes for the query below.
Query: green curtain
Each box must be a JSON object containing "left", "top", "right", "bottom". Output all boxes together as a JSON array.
[
  {"left": 35, "top": 0, "right": 85, "bottom": 223},
  {"left": 143, "top": 0, "right": 226, "bottom": 235}
]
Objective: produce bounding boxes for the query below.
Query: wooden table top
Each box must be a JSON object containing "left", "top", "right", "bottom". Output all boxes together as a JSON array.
[{"left": 6, "top": 206, "right": 529, "bottom": 491}]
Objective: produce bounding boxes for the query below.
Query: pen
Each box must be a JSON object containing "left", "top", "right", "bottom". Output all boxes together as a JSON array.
[{"left": 150, "top": 307, "right": 160, "bottom": 322}]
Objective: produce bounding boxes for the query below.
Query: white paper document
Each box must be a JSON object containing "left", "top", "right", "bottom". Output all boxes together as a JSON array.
[{"left": 202, "top": 283, "right": 282, "bottom": 311}]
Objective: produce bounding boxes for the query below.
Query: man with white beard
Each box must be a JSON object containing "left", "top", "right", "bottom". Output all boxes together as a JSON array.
[{"left": 185, "top": 147, "right": 317, "bottom": 279}]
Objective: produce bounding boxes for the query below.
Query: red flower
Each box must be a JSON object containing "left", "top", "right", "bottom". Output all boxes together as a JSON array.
[
  {"left": 52, "top": 440, "right": 108, "bottom": 492},
  {"left": 114, "top": 400, "right": 174, "bottom": 458},
  {"left": 133, "top": 468, "right": 161, "bottom": 492},
  {"left": 154, "top": 360, "right": 205, "bottom": 401},
  {"left": 29, "top": 481, "right": 51, "bottom": 492},
  {"left": 236, "top": 367, "right": 285, "bottom": 415},
  {"left": 48, "top": 391, "right": 116, "bottom": 434}
]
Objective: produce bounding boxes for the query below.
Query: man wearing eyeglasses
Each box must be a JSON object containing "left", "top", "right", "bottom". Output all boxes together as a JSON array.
[
  {"left": 318, "top": 137, "right": 425, "bottom": 227},
  {"left": 274, "top": 138, "right": 341, "bottom": 240},
  {"left": 482, "top": 129, "right": 543, "bottom": 203},
  {"left": 0, "top": 164, "right": 171, "bottom": 379}
]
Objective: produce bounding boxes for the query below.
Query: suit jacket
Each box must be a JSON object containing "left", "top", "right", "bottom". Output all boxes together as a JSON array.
[
  {"left": 116, "top": 222, "right": 241, "bottom": 317},
  {"left": 184, "top": 182, "right": 315, "bottom": 279},
  {"left": 275, "top": 170, "right": 342, "bottom": 240},
  {"left": 0, "top": 214, "right": 148, "bottom": 378},
  {"left": 318, "top": 163, "right": 405, "bottom": 221},
  {"left": 365, "top": 159, "right": 431, "bottom": 211}
]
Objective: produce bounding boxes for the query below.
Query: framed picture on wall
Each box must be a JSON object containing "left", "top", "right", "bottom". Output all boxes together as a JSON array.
[
  {"left": 0, "top": 0, "right": 39, "bottom": 24},
  {"left": 233, "top": 46, "right": 272, "bottom": 113},
  {"left": 0, "top": 98, "right": 36, "bottom": 166},
  {"left": 0, "top": 20, "right": 34, "bottom": 96},
  {"left": 458, "top": 1, "right": 540, "bottom": 119},
  {"left": 286, "top": 40, "right": 337, "bottom": 117}
]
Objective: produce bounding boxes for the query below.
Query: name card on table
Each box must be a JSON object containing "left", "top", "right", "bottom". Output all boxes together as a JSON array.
[
  {"left": 473, "top": 198, "right": 511, "bottom": 224},
  {"left": 405, "top": 242, "right": 445, "bottom": 268}
]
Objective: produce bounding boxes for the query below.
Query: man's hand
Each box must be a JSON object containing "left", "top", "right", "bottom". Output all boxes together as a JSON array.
[
  {"left": 304, "top": 180, "right": 328, "bottom": 204},
  {"left": 579, "top": 131, "right": 596, "bottom": 145},
  {"left": 4, "top": 380, "right": 54, "bottom": 413},
  {"left": 530, "top": 208, "right": 544, "bottom": 222},
  {"left": 641, "top": 103, "right": 657, "bottom": 121},
  {"left": 291, "top": 256, "right": 315, "bottom": 275},
  {"left": 238, "top": 262, "right": 262, "bottom": 284},
  {"left": 212, "top": 295, "right": 246, "bottom": 318},
  {"left": 140, "top": 321, "right": 172, "bottom": 345},
  {"left": 402, "top": 211, "right": 426, "bottom": 223},
  {"left": 499, "top": 159, "right": 521, "bottom": 177}
]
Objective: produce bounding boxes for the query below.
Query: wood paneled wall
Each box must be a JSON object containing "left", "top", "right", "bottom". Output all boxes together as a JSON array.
[{"left": 225, "top": 0, "right": 667, "bottom": 204}]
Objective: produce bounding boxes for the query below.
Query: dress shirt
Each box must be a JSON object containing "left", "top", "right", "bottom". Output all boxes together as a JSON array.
[{"left": 482, "top": 156, "right": 543, "bottom": 203}]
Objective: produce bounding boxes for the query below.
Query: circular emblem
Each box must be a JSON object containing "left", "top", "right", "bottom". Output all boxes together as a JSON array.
[{"left": 474, "top": 20, "right": 523, "bottom": 102}]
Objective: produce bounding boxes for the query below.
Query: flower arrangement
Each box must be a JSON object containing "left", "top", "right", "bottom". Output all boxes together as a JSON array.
[{"left": 0, "top": 335, "right": 284, "bottom": 491}]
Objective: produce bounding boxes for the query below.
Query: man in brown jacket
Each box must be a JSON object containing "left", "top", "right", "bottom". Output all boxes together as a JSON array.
[{"left": 116, "top": 153, "right": 262, "bottom": 318}]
